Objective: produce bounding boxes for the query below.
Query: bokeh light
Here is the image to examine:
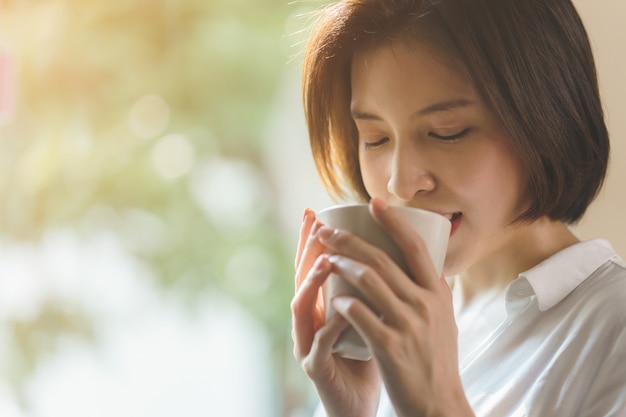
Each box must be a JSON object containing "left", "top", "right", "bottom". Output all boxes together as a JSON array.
[
  {"left": 189, "top": 157, "right": 272, "bottom": 233},
  {"left": 129, "top": 94, "right": 171, "bottom": 140},
  {"left": 151, "top": 134, "right": 196, "bottom": 180}
]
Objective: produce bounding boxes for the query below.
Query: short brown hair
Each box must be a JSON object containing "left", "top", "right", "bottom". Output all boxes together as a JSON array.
[{"left": 302, "top": 0, "right": 610, "bottom": 224}]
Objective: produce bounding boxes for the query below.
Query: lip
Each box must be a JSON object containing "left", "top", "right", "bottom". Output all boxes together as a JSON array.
[
  {"left": 449, "top": 213, "right": 462, "bottom": 236},
  {"left": 432, "top": 211, "right": 462, "bottom": 236}
]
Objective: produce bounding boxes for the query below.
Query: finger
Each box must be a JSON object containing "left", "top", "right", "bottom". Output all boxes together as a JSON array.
[
  {"left": 317, "top": 225, "right": 416, "bottom": 300},
  {"left": 295, "top": 208, "right": 316, "bottom": 269},
  {"left": 295, "top": 219, "right": 325, "bottom": 290},
  {"left": 291, "top": 256, "right": 332, "bottom": 360},
  {"left": 327, "top": 254, "right": 409, "bottom": 325},
  {"left": 330, "top": 295, "right": 389, "bottom": 355},
  {"left": 303, "top": 312, "right": 350, "bottom": 376},
  {"left": 369, "top": 198, "right": 440, "bottom": 290}
]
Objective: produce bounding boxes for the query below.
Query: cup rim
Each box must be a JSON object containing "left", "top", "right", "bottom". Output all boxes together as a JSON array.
[{"left": 317, "top": 203, "right": 448, "bottom": 222}]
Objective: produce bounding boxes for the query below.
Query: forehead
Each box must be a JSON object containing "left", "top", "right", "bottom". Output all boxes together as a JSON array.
[{"left": 350, "top": 40, "right": 476, "bottom": 112}]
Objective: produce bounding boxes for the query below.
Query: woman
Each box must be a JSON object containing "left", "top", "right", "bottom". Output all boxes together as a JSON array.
[{"left": 291, "top": 0, "right": 626, "bottom": 416}]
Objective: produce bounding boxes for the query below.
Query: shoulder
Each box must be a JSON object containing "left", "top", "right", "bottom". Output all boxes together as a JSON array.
[
  {"left": 538, "top": 240, "right": 626, "bottom": 334},
  {"left": 522, "top": 238, "right": 626, "bottom": 312},
  {"left": 567, "top": 255, "right": 626, "bottom": 336},
  {"left": 579, "top": 255, "right": 626, "bottom": 306}
]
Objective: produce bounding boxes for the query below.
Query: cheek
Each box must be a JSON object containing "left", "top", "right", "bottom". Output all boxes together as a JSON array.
[
  {"left": 359, "top": 154, "right": 389, "bottom": 197},
  {"left": 463, "top": 154, "right": 525, "bottom": 218}
]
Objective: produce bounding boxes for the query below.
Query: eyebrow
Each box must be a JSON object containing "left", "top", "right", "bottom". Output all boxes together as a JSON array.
[{"left": 351, "top": 98, "right": 475, "bottom": 120}]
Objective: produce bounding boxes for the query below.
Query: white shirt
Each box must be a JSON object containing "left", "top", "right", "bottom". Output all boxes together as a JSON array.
[{"left": 313, "top": 239, "right": 626, "bottom": 416}]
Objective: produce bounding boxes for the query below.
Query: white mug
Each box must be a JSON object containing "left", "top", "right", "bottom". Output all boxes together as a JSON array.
[{"left": 317, "top": 204, "right": 450, "bottom": 361}]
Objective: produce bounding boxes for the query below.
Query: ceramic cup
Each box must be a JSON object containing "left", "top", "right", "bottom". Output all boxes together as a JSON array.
[{"left": 317, "top": 204, "right": 451, "bottom": 361}]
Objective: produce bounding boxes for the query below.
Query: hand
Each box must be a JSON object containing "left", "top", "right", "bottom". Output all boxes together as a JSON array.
[
  {"left": 291, "top": 208, "right": 381, "bottom": 417},
  {"left": 318, "top": 198, "right": 474, "bottom": 417}
]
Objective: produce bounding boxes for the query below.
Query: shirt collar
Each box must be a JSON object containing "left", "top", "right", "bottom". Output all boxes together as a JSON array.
[{"left": 507, "top": 239, "right": 620, "bottom": 312}]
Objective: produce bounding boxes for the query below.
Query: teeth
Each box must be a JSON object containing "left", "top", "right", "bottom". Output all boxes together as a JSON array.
[{"left": 445, "top": 212, "right": 462, "bottom": 221}]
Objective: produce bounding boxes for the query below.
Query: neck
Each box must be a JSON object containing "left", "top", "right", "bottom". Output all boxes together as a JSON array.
[{"left": 455, "top": 217, "right": 580, "bottom": 307}]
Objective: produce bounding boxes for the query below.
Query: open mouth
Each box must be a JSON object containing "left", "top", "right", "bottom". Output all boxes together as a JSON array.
[
  {"left": 445, "top": 212, "right": 463, "bottom": 235},
  {"left": 444, "top": 212, "right": 462, "bottom": 222}
]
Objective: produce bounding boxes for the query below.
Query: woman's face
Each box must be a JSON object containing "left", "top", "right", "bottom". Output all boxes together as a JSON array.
[{"left": 351, "top": 41, "right": 528, "bottom": 276}]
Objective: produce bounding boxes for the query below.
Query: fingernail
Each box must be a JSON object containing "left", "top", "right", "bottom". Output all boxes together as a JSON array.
[
  {"left": 302, "top": 208, "right": 313, "bottom": 222},
  {"left": 309, "top": 220, "right": 322, "bottom": 239},
  {"left": 371, "top": 198, "right": 388, "bottom": 210},
  {"left": 317, "top": 226, "right": 336, "bottom": 241},
  {"left": 312, "top": 255, "right": 328, "bottom": 271},
  {"left": 327, "top": 254, "right": 340, "bottom": 264},
  {"left": 331, "top": 296, "right": 351, "bottom": 312}
]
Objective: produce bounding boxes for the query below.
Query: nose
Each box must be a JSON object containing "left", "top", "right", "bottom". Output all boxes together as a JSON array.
[{"left": 387, "top": 148, "right": 436, "bottom": 201}]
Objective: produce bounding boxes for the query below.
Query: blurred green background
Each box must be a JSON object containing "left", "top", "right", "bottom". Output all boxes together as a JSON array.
[{"left": 0, "top": 0, "right": 326, "bottom": 416}]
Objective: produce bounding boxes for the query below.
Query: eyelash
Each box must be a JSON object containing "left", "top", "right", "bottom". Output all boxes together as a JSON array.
[
  {"left": 363, "top": 137, "right": 390, "bottom": 149},
  {"left": 430, "top": 127, "right": 471, "bottom": 141},
  {"left": 362, "top": 128, "right": 471, "bottom": 149}
]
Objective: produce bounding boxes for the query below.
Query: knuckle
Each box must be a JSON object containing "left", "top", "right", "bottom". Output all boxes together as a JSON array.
[
  {"left": 301, "top": 346, "right": 323, "bottom": 378},
  {"left": 330, "top": 228, "right": 351, "bottom": 247},
  {"left": 292, "top": 344, "right": 301, "bottom": 361},
  {"left": 352, "top": 264, "right": 379, "bottom": 292},
  {"left": 293, "top": 343, "right": 308, "bottom": 364},
  {"left": 290, "top": 296, "right": 303, "bottom": 316},
  {"left": 313, "top": 317, "right": 335, "bottom": 346},
  {"left": 371, "top": 329, "right": 399, "bottom": 359},
  {"left": 418, "top": 296, "right": 434, "bottom": 316},
  {"left": 369, "top": 247, "right": 395, "bottom": 270},
  {"left": 407, "top": 291, "right": 429, "bottom": 314},
  {"left": 301, "top": 355, "right": 316, "bottom": 377}
]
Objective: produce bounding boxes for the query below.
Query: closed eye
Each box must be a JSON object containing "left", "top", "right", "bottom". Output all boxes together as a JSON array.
[
  {"left": 363, "top": 136, "right": 390, "bottom": 149},
  {"left": 430, "top": 127, "right": 471, "bottom": 141}
]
